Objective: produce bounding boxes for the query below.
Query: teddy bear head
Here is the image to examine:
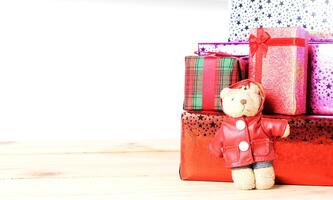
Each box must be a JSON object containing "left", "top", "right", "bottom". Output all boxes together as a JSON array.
[{"left": 220, "top": 80, "right": 264, "bottom": 118}]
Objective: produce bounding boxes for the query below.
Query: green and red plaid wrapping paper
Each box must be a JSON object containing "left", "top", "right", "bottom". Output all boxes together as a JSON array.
[{"left": 184, "top": 56, "right": 247, "bottom": 112}]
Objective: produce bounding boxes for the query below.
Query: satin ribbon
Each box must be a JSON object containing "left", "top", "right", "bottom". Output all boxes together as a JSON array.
[
  {"left": 249, "top": 28, "right": 306, "bottom": 82},
  {"left": 202, "top": 57, "right": 217, "bottom": 110}
]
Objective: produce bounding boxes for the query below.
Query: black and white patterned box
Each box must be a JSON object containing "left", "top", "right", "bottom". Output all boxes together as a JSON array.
[{"left": 228, "top": 0, "right": 333, "bottom": 42}]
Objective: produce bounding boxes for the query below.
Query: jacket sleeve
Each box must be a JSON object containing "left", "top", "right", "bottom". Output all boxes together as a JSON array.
[
  {"left": 209, "top": 128, "right": 224, "bottom": 158},
  {"left": 261, "top": 118, "right": 289, "bottom": 137}
]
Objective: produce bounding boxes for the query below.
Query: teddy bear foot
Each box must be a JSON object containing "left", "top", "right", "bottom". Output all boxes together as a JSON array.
[
  {"left": 254, "top": 166, "right": 275, "bottom": 190},
  {"left": 231, "top": 167, "right": 255, "bottom": 190}
]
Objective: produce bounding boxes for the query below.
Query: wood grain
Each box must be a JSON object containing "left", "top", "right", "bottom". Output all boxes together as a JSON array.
[{"left": 0, "top": 140, "right": 332, "bottom": 199}]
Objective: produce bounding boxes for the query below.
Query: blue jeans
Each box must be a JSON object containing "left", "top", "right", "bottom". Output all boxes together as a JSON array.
[{"left": 236, "top": 161, "right": 272, "bottom": 169}]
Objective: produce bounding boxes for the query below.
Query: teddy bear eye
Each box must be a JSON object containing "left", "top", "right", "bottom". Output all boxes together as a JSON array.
[{"left": 231, "top": 98, "right": 234, "bottom": 101}]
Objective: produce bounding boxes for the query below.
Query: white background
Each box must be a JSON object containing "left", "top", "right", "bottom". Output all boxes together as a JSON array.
[{"left": 0, "top": 0, "right": 229, "bottom": 140}]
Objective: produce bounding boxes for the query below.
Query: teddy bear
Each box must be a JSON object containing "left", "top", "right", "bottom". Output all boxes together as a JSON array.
[{"left": 209, "top": 79, "right": 290, "bottom": 190}]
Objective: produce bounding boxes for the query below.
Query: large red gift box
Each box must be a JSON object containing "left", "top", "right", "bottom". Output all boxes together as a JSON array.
[{"left": 180, "top": 112, "right": 333, "bottom": 186}]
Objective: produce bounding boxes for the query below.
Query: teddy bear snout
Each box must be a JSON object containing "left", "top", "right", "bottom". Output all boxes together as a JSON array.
[{"left": 240, "top": 99, "right": 247, "bottom": 105}]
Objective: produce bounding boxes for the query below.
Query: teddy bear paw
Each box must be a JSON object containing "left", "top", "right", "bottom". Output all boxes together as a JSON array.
[
  {"left": 231, "top": 167, "right": 255, "bottom": 190},
  {"left": 254, "top": 166, "right": 275, "bottom": 190}
]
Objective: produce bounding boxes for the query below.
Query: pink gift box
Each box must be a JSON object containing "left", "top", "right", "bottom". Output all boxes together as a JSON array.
[
  {"left": 249, "top": 27, "right": 309, "bottom": 115},
  {"left": 308, "top": 42, "right": 333, "bottom": 115}
]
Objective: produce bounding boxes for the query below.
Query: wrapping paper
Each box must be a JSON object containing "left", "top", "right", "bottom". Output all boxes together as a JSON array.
[
  {"left": 180, "top": 111, "right": 333, "bottom": 186},
  {"left": 184, "top": 56, "right": 247, "bottom": 112},
  {"left": 197, "top": 41, "right": 333, "bottom": 56},
  {"left": 229, "top": 0, "right": 333, "bottom": 42},
  {"left": 308, "top": 42, "right": 333, "bottom": 115},
  {"left": 198, "top": 42, "right": 248, "bottom": 56},
  {"left": 249, "top": 27, "right": 308, "bottom": 115}
]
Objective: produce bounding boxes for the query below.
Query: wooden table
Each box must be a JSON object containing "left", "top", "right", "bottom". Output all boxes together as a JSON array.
[{"left": 0, "top": 140, "right": 332, "bottom": 199}]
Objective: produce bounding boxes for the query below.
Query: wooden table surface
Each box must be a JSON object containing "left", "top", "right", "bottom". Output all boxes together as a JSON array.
[{"left": 0, "top": 139, "right": 332, "bottom": 199}]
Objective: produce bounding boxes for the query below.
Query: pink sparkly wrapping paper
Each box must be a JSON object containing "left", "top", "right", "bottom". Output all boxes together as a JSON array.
[
  {"left": 308, "top": 42, "right": 333, "bottom": 115},
  {"left": 249, "top": 27, "right": 308, "bottom": 115}
]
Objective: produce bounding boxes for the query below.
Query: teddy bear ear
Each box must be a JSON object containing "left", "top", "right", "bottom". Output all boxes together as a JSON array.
[
  {"left": 220, "top": 88, "right": 230, "bottom": 99},
  {"left": 249, "top": 82, "right": 260, "bottom": 94}
]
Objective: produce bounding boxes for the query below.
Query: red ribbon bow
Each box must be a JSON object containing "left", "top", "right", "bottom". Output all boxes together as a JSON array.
[{"left": 249, "top": 28, "right": 271, "bottom": 58}]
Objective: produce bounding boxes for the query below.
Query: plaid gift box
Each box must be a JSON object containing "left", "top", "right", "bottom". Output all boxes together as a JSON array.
[{"left": 183, "top": 55, "right": 247, "bottom": 112}]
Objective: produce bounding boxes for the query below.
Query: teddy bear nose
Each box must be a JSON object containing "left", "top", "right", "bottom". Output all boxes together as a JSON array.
[{"left": 240, "top": 99, "right": 247, "bottom": 105}]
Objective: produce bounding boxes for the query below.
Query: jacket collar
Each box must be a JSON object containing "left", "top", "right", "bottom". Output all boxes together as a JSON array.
[{"left": 223, "top": 113, "right": 262, "bottom": 125}]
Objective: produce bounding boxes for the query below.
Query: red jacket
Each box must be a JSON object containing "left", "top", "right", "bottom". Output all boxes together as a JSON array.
[{"left": 209, "top": 80, "right": 288, "bottom": 168}]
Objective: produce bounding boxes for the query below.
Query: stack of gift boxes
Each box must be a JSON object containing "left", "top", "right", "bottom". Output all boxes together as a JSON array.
[{"left": 180, "top": 0, "right": 333, "bottom": 186}]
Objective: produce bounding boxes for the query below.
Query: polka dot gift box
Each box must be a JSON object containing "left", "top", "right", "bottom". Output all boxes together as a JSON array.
[
  {"left": 228, "top": 0, "right": 333, "bottom": 42},
  {"left": 197, "top": 42, "right": 249, "bottom": 56}
]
